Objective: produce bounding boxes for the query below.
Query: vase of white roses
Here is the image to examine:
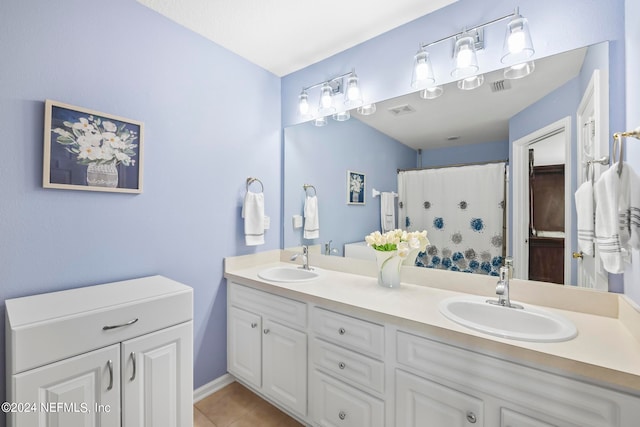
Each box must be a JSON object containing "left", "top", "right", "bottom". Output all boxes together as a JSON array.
[
  {"left": 52, "top": 115, "right": 138, "bottom": 188},
  {"left": 365, "top": 229, "right": 429, "bottom": 288}
]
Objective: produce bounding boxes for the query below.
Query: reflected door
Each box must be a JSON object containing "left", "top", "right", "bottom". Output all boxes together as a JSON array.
[{"left": 576, "top": 69, "right": 609, "bottom": 291}]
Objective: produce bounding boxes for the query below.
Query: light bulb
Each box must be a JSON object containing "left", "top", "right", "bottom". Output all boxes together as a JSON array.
[
  {"left": 456, "top": 46, "right": 473, "bottom": 69},
  {"left": 508, "top": 30, "right": 526, "bottom": 54},
  {"left": 415, "top": 62, "right": 430, "bottom": 81},
  {"left": 321, "top": 89, "right": 332, "bottom": 109},
  {"left": 298, "top": 92, "right": 309, "bottom": 116},
  {"left": 347, "top": 84, "right": 360, "bottom": 101}
]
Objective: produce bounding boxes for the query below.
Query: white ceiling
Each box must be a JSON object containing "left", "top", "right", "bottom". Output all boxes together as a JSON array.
[{"left": 136, "top": 0, "right": 458, "bottom": 76}]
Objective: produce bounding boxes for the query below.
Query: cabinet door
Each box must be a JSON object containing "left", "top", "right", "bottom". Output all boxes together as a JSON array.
[
  {"left": 11, "top": 344, "right": 120, "bottom": 427},
  {"left": 396, "top": 369, "right": 484, "bottom": 427},
  {"left": 121, "top": 321, "right": 193, "bottom": 427},
  {"left": 228, "top": 306, "right": 262, "bottom": 387},
  {"left": 262, "top": 319, "right": 307, "bottom": 417}
]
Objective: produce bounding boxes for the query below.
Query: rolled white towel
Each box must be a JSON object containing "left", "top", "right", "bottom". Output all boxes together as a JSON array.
[
  {"left": 380, "top": 192, "right": 396, "bottom": 233},
  {"left": 242, "top": 192, "right": 265, "bottom": 246},
  {"left": 303, "top": 195, "right": 319, "bottom": 239},
  {"left": 574, "top": 180, "right": 594, "bottom": 256}
]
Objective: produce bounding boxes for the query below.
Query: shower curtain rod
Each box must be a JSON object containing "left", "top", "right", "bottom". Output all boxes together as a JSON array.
[{"left": 397, "top": 159, "right": 509, "bottom": 173}]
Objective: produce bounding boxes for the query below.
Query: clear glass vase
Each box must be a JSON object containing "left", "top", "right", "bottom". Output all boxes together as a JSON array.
[
  {"left": 87, "top": 162, "right": 118, "bottom": 188},
  {"left": 373, "top": 250, "right": 403, "bottom": 288}
]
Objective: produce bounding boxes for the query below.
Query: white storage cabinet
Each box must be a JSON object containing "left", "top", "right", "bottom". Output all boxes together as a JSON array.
[{"left": 5, "top": 275, "right": 193, "bottom": 427}]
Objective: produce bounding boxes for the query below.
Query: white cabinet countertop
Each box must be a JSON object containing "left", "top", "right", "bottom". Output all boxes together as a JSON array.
[{"left": 224, "top": 251, "right": 640, "bottom": 395}]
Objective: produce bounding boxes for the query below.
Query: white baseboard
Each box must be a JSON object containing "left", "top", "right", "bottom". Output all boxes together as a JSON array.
[{"left": 193, "top": 373, "right": 236, "bottom": 403}]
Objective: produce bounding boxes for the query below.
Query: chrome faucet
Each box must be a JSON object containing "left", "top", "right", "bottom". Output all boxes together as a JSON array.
[
  {"left": 324, "top": 240, "right": 338, "bottom": 256},
  {"left": 488, "top": 258, "right": 522, "bottom": 309},
  {"left": 291, "top": 245, "right": 312, "bottom": 270}
]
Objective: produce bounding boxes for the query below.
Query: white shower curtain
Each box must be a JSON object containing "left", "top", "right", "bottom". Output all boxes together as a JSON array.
[{"left": 398, "top": 163, "right": 506, "bottom": 276}]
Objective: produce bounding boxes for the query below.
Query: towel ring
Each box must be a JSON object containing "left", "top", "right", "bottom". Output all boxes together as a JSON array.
[
  {"left": 303, "top": 184, "right": 317, "bottom": 196},
  {"left": 246, "top": 177, "right": 264, "bottom": 193}
]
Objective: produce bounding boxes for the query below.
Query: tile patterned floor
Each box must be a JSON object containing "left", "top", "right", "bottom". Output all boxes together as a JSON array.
[{"left": 194, "top": 381, "right": 304, "bottom": 427}]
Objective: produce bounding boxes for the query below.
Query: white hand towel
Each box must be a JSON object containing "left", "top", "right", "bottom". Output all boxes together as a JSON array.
[
  {"left": 574, "top": 180, "right": 594, "bottom": 256},
  {"left": 594, "top": 164, "right": 630, "bottom": 273},
  {"left": 380, "top": 192, "right": 396, "bottom": 233},
  {"left": 242, "top": 192, "right": 265, "bottom": 246},
  {"left": 629, "top": 166, "right": 640, "bottom": 250},
  {"left": 303, "top": 195, "right": 319, "bottom": 239}
]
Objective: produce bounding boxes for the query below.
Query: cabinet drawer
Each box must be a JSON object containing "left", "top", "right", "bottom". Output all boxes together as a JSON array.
[
  {"left": 311, "top": 369, "right": 384, "bottom": 427},
  {"left": 229, "top": 282, "right": 307, "bottom": 328},
  {"left": 311, "top": 338, "right": 384, "bottom": 394},
  {"left": 311, "top": 307, "right": 384, "bottom": 358}
]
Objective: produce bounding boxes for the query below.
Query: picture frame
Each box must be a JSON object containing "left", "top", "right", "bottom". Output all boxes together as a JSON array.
[
  {"left": 43, "top": 99, "right": 144, "bottom": 193},
  {"left": 347, "top": 170, "right": 366, "bottom": 205}
]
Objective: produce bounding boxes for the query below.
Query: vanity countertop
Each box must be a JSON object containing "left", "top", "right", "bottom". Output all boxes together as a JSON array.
[{"left": 224, "top": 250, "right": 640, "bottom": 395}]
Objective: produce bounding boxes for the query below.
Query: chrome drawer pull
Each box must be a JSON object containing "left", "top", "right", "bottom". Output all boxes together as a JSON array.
[
  {"left": 263, "top": 329, "right": 270, "bottom": 334},
  {"left": 107, "top": 360, "right": 114, "bottom": 391},
  {"left": 103, "top": 318, "right": 139, "bottom": 331},
  {"left": 338, "top": 327, "right": 346, "bottom": 335},
  {"left": 130, "top": 352, "right": 136, "bottom": 381},
  {"left": 338, "top": 362, "right": 346, "bottom": 370},
  {"left": 338, "top": 411, "right": 347, "bottom": 420},
  {"left": 251, "top": 322, "right": 258, "bottom": 328},
  {"left": 466, "top": 411, "right": 477, "bottom": 423}
]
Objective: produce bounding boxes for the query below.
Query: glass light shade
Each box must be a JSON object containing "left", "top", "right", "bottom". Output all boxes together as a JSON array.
[
  {"left": 318, "top": 83, "right": 335, "bottom": 115},
  {"left": 313, "top": 116, "right": 328, "bottom": 127},
  {"left": 501, "top": 15, "right": 534, "bottom": 64},
  {"left": 457, "top": 74, "right": 484, "bottom": 90},
  {"left": 298, "top": 91, "right": 310, "bottom": 116},
  {"left": 344, "top": 73, "right": 363, "bottom": 108},
  {"left": 357, "top": 103, "right": 377, "bottom": 115},
  {"left": 419, "top": 85, "right": 444, "bottom": 100},
  {"left": 411, "top": 48, "right": 435, "bottom": 89},
  {"left": 504, "top": 61, "right": 535, "bottom": 79},
  {"left": 451, "top": 33, "right": 479, "bottom": 79},
  {"left": 333, "top": 110, "right": 351, "bottom": 121}
]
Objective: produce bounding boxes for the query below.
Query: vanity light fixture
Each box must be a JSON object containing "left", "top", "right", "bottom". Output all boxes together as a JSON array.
[
  {"left": 410, "top": 8, "right": 535, "bottom": 92},
  {"left": 297, "top": 69, "right": 366, "bottom": 124}
]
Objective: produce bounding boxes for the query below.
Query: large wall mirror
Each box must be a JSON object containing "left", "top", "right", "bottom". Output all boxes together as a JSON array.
[{"left": 283, "top": 41, "right": 614, "bottom": 290}]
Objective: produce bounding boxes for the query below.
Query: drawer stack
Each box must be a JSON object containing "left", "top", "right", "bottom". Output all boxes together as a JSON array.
[{"left": 309, "top": 307, "right": 385, "bottom": 427}]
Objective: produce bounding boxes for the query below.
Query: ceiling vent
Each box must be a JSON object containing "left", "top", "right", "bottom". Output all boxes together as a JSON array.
[
  {"left": 388, "top": 104, "right": 416, "bottom": 116},
  {"left": 490, "top": 79, "right": 512, "bottom": 93}
]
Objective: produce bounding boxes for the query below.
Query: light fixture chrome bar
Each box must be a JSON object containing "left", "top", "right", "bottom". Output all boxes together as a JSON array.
[
  {"left": 419, "top": 9, "right": 518, "bottom": 50},
  {"left": 301, "top": 70, "right": 354, "bottom": 92}
]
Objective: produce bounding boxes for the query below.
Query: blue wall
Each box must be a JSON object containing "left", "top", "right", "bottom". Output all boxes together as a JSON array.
[
  {"left": 284, "top": 119, "right": 416, "bottom": 252},
  {"left": 0, "top": 0, "right": 281, "bottom": 410},
  {"left": 420, "top": 140, "right": 509, "bottom": 167}
]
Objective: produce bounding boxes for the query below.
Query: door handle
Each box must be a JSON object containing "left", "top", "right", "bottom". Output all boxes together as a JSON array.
[
  {"left": 107, "top": 360, "right": 114, "bottom": 391},
  {"left": 130, "top": 352, "right": 136, "bottom": 381},
  {"left": 572, "top": 251, "right": 584, "bottom": 259}
]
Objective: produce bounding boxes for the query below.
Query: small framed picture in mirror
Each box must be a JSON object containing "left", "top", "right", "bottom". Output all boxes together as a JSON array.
[{"left": 347, "top": 170, "right": 365, "bottom": 205}]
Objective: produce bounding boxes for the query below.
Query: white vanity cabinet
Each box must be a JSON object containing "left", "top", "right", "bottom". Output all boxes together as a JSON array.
[
  {"left": 5, "top": 275, "right": 193, "bottom": 427},
  {"left": 227, "top": 282, "right": 307, "bottom": 418}
]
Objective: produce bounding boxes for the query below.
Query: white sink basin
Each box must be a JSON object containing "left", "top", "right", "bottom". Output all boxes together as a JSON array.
[
  {"left": 439, "top": 295, "right": 577, "bottom": 342},
  {"left": 257, "top": 266, "right": 319, "bottom": 283}
]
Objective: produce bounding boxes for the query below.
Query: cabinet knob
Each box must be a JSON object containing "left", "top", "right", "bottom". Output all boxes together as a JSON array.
[
  {"left": 338, "top": 327, "right": 346, "bottom": 335},
  {"left": 251, "top": 322, "right": 258, "bottom": 328},
  {"left": 466, "top": 411, "right": 477, "bottom": 424},
  {"left": 338, "top": 411, "right": 347, "bottom": 420},
  {"left": 263, "top": 329, "right": 270, "bottom": 334},
  {"left": 338, "top": 362, "right": 346, "bottom": 370}
]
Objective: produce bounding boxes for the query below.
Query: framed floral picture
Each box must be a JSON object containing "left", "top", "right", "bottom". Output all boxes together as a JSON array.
[
  {"left": 43, "top": 99, "right": 144, "bottom": 193},
  {"left": 347, "top": 170, "right": 365, "bottom": 205}
]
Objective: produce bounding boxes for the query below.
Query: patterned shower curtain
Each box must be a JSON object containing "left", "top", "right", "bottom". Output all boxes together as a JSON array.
[{"left": 398, "top": 162, "right": 506, "bottom": 276}]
